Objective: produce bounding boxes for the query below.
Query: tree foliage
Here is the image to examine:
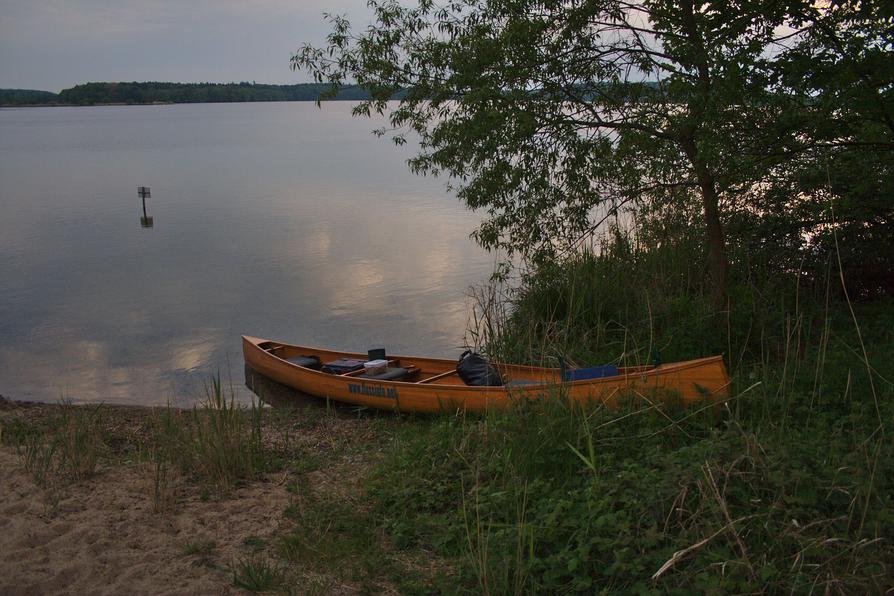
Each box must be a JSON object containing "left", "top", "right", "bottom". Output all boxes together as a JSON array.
[
  {"left": 0, "top": 89, "right": 58, "bottom": 105},
  {"left": 293, "top": 0, "right": 894, "bottom": 304}
]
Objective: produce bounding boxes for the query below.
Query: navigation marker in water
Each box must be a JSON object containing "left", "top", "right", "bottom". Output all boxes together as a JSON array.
[{"left": 138, "top": 186, "right": 154, "bottom": 228}]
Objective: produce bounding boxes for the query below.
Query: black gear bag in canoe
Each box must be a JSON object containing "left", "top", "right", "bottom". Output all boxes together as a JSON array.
[{"left": 456, "top": 350, "right": 503, "bottom": 386}]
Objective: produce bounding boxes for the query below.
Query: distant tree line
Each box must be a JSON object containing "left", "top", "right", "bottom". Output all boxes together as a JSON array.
[
  {"left": 0, "top": 81, "right": 658, "bottom": 107},
  {"left": 0, "top": 89, "right": 59, "bottom": 105},
  {"left": 0, "top": 82, "right": 376, "bottom": 106}
]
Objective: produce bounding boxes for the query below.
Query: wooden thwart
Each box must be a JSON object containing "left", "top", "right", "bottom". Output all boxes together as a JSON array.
[
  {"left": 417, "top": 369, "right": 458, "bottom": 384},
  {"left": 340, "top": 367, "right": 368, "bottom": 377}
]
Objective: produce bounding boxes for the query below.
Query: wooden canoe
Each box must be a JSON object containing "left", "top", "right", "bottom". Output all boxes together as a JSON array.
[{"left": 242, "top": 336, "right": 730, "bottom": 414}]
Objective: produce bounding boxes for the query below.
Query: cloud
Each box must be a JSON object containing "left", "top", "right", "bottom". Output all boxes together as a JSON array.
[
  {"left": 0, "top": 0, "right": 374, "bottom": 90},
  {"left": 1, "top": 0, "right": 366, "bottom": 41}
]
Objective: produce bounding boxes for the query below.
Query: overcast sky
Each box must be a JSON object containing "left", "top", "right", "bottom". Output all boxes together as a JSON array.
[{"left": 0, "top": 0, "right": 373, "bottom": 92}]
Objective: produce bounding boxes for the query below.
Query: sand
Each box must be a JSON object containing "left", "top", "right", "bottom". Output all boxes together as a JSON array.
[
  {"left": 0, "top": 398, "right": 389, "bottom": 595},
  {"left": 0, "top": 445, "right": 294, "bottom": 595}
]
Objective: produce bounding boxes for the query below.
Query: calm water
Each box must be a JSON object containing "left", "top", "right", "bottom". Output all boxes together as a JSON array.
[{"left": 0, "top": 102, "right": 495, "bottom": 405}]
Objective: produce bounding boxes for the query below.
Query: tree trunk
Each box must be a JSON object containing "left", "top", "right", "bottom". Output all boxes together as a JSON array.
[
  {"left": 681, "top": 136, "right": 728, "bottom": 312},
  {"left": 679, "top": 0, "right": 728, "bottom": 312},
  {"left": 699, "top": 175, "right": 728, "bottom": 312}
]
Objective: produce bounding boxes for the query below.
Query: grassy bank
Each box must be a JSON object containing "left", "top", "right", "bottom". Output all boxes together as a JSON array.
[
  {"left": 363, "top": 235, "right": 892, "bottom": 593},
  {"left": 368, "top": 372, "right": 891, "bottom": 593}
]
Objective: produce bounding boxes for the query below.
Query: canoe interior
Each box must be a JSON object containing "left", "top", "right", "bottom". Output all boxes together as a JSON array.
[{"left": 253, "top": 339, "right": 650, "bottom": 386}]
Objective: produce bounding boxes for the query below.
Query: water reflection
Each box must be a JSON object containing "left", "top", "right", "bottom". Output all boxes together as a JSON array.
[
  {"left": 0, "top": 102, "right": 494, "bottom": 405},
  {"left": 243, "top": 363, "right": 325, "bottom": 410}
]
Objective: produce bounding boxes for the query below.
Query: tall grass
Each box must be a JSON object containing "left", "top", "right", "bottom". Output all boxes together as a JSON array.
[
  {"left": 191, "top": 375, "right": 265, "bottom": 490},
  {"left": 375, "top": 221, "right": 894, "bottom": 592},
  {"left": 1, "top": 401, "right": 104, "bottom": 488},
  {"left": 149, "top": 375, "right": 267, "bottom": 499}
]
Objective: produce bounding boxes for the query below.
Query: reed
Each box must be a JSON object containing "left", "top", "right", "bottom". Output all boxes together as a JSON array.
[
  {"left": 145, "top": 376, "right": 268, "bottom": 497},
  {"left": 149, "top": 443, "right": 176, "bottom": 513},
  {"left": 2, "top": 401, "right": 104, "bottom": 488},
  {"left": 189, "top": 374, "right": 265, "bottom": 491}
]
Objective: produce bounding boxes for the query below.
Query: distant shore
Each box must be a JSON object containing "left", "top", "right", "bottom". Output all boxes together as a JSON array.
[
  {"left": 0, "top": 82, "right": 382, "bottom": 108},
  {"left": 1, "top": 101, "right": 169, "bottom": 108},
  {"left": 0, "top": 98, "right": 365, "bottom": 108}
]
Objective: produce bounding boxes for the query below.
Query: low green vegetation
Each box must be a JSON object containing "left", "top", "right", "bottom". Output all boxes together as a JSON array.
[
  {"left": 278, "top": 488, "right": 396, "bottom": 587},
  {"left": 369, "top": 383, "right": 891, "bottom": 593},
  {"left": 361, "top": 221, "right": 894, "bottom": 592}
]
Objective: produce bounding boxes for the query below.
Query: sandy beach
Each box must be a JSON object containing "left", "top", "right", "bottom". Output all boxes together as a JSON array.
[
  {"left": 0, "top": 396, "right": 424, "bottom": 595},
  {"left": 0, "top": 446, "right": 290, "bottom": 595}
]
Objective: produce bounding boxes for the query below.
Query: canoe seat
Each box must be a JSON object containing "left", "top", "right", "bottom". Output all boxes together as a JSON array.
[
  {"left": 357, "top": 367, "right": 410, "bottom": 381},
  {"left": 563, "top": 365, "right": 619, "bottom": 381},
  {"left": 286, "top": 355, "right": 321, "bottom": 370}
]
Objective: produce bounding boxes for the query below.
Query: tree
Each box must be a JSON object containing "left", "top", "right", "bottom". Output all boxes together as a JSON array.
[
  {"left": 293, "top": 0, "right": 892, "bottom": 309},
  {"left": 726, "top": 0, "right": 894, "bottom": 296}
]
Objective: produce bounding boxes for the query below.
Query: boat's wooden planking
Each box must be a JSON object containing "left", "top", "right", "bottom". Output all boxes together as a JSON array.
[{"left": 242, "top": 336, "right": 731, "bottom": 414}]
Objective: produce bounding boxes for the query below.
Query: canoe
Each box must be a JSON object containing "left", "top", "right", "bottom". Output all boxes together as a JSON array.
[{"left": 242, "top": 336, "right": 730, "bottom": 414}]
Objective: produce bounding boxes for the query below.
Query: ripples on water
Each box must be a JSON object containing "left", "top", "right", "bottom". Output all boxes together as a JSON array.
[{"left": 0, "top": 102, "right": 495, "bottom": 405}]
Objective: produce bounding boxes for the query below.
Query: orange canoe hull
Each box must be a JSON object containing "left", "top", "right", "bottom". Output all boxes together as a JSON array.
[{"left": 242, "top": 336, "right": 731, "bottom": 413}]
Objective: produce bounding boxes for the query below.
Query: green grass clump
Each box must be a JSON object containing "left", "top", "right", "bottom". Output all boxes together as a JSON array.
[
  {"left": 231, "top": 554, "right": 285, "bottom": 592},
  {"left": 149, "top": 374, "right": 270, "bottom": 494},
  {"left": 181, "top": 539, "right": 218, "bottom": 569},
  {"left": 242, "top": 535, "right": 268, "bottom": 552},
  {"left": 1, "top": 402, "right": 104, "bottom": 488},
  {"left": 182, "top": 539, "right": 217, "bottom": 556}
]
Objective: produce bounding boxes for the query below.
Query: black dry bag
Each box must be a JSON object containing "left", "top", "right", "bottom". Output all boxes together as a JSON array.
[{"left": 456, "top": 350, "right": 503, "bottom": 387}]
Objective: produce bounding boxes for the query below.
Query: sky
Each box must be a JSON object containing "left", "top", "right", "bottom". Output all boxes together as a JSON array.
[{"left": 0, "top": 0, "right": 373, "bottom": 93}]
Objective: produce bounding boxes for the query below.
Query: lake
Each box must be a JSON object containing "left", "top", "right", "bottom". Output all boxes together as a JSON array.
[{"left": 0, "top": 102, "right": 496, "bottom": 406}]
